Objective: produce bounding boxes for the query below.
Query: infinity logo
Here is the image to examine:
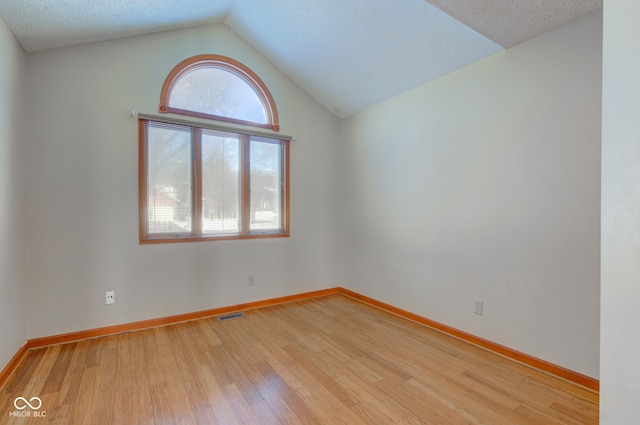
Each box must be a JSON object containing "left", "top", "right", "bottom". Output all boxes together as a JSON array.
[{"left": 14, "top": 397, "right": 42, "bottom": 410}]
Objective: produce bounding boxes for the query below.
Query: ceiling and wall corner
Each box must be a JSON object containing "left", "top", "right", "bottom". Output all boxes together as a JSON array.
[
  {"left": 224, "top": 0, "right": 501, "bottom": 118},
  {"left": 427, "top": 0, "right": 603, "bottom": 48},
  {"left": 0, "top": 0, "right": 231, "bottom": 52},
  {"left": 0, "top": 0, "right": 601, "bottom": 119}
]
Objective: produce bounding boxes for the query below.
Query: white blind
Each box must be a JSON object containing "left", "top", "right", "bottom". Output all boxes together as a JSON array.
[{"left": 138, "top": 113, "right": 295, "bottom": 141}]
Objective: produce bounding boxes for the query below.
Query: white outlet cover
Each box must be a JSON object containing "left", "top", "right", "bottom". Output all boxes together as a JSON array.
[
  {"left": 105, "top": 291, "right": 115, "bottom": 304},
  {"left": 474, "top": 299, "right": 483, "bottom": 315}
]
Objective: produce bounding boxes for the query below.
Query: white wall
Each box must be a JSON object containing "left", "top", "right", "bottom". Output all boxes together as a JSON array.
[
  {"left": 601, "top": 0, "right": 640, "bottom": 422},
  {"left": 339, "top": 11, "right": 601, "bottom": 378},
  {"left": 24, "top": 24, "right": 341, "bottom": 338},
  {"left": 0, "top": 17, "right": 26, "bottom": 370}
]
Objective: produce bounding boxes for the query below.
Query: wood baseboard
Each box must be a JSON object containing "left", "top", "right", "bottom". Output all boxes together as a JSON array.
[
  {"left": 27, "top": 287, "right": 341, "bottom": 349},
  {"left": 14, "top": 285, "right": 597, "bottom": 393},
  {"left": 0, "top": 343, "right": 28, "bottom": 389},
  {"left": 338, "top": 288, "right": 599, "bottom": 392}
]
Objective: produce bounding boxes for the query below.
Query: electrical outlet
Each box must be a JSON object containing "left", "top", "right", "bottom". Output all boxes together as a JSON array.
[
  {"left": 248, "top": 275, "right": 255, "bottom": 286},
  {"left": 474, "top": 298, "right": 483, "bottom": 315},
  {"left": 105, "top": 291, "right": 115, "bottom": 305}
]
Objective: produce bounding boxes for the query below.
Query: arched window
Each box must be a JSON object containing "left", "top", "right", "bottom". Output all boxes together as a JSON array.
[
  {"left": 140, "top": 55, "right": 290, "bottom": 243},
  {"left": 159, "top": 54, "right": 280, "bottom": 131}
]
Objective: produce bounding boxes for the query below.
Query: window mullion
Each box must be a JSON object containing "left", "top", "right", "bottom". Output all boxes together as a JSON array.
[
  {"left": 193, "top": 128, "right": 203, "bottom": 236},
  {"left": 240, "top": 135, "right": 251, "bottom": 234}
]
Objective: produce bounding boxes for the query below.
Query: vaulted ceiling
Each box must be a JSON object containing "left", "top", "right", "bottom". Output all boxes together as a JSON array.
[{"left": 0, "top": 0, "right": 602, "bottom": 118}]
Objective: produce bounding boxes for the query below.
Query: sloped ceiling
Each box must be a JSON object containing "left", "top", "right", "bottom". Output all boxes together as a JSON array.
[
  {"left": 428, "top": 0, "right": 602, "bottom": 48},
  {"left": 0, "top": 0, "right": 601, "bottom": 118}
]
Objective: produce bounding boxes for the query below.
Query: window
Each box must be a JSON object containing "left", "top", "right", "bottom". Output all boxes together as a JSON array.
[
  {"left": 159, "top": 54, "right": 279, "bottom": 131},
  {"left": 139, "top": 55, "right": 289, "bottom": 243}
]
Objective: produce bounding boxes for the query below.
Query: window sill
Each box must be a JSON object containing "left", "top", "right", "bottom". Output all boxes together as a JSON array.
[{"left": 139, "top": 232, "right": 290, "bottom": 244}]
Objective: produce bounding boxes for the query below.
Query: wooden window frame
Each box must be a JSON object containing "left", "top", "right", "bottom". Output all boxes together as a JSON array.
[
  {"left": 139, "top": 120, "right": 290, "bottom": 244},
  {"left": 159, "top": 54, "right": 280, "bottom": 132}
]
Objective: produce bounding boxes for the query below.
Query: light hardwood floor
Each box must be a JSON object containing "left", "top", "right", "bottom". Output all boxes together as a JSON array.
[{"left": 1, "top": 295, "right": 598, "bottom": 424}]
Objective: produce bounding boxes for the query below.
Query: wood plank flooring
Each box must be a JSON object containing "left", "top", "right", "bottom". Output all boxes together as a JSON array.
[{"left": 0, "top": 295, "right": 598, "bottom": 424}]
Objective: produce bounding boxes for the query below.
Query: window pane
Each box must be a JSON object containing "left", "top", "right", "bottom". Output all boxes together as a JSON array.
[
  {"left": 170, "top": 67, "right": 267, "bottom": 124},
  {"left": 147, "top": 124, "right": 192, "bottom": 234},
  {"left": 250, "top": 138, "right": 282, "bottom": 232},
  {"left": 202, "top": 131, "right": 240, "bottom": 234}
]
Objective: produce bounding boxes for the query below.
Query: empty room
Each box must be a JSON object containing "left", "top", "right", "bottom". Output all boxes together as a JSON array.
[{"left": 1, "top": 0, "right": 638, "bottom": 423}]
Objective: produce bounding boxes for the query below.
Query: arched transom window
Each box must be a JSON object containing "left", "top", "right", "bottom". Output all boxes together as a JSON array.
[{"left": 159, "top": 54, "right": 280, "bottom": 131}]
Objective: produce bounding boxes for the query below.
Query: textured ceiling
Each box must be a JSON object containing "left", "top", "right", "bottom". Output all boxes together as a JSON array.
[
  {"left": 0, "top": 0, "right": 231, "bottom": 52},
  {"left": 226, "top": 0, "right": 501, "bottom": 117},
  {"left": 428, "top": 0, "right": 603, "bottom": 48},
  {"left": 0, "top": 0, "right": 601, "bottom": 118}
]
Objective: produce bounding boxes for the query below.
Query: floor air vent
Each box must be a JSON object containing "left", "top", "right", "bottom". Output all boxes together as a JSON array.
[{"left": 217, "top": 312, "right": 246, "bottom": 322}]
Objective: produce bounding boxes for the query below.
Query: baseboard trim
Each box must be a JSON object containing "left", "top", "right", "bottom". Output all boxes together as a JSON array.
[
  {"left": 27, "top": 287, "right": 341, "bottom": 349},
  {"left": 338, "top": 288, "right": 599, "bottom": 392},
  {"left": 17, "top": 285, "right": 597, "bottom": 392},
  {"left": 0, "top": 343, "right": 28, "bottom": 389}
]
